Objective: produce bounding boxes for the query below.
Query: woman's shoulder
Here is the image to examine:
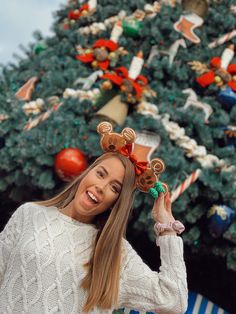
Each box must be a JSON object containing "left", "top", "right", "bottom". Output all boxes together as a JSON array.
[
  {"left": 15, "top": 202, "right": 49, "bottom": 218},
  {"left": 121, "top": 238, "right": 133, "bottom": 252},
  {"left": 14, "top": 202, "right": 33, "bottom": 213},
  {"left": 6, "top": 202, "right": 36, "bottom": 228},
  {"left": 17, "top": 202, "right": 44, "bottom": 212}
]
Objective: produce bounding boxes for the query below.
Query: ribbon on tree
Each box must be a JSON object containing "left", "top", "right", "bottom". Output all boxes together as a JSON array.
[
  {"left": 102, "top": 66, "right": 148, "bottom": 101},
  {"left": 67, "top": 0, "right": 97, "bottom": 20},
  {"left": 68, "top": 3, "right": 89, "bottom": 20},
  {"left": 189, "top": 45, "right": 236, "bottom": 91},
  {"left": 196, "top": 56, "right": 236, "bottom": 91},
  {"left": 76, "top": 22, "right": 124, "bottom": 71},
  {"left": 76, "top": 39, "right": 119, "bottom": 71}
]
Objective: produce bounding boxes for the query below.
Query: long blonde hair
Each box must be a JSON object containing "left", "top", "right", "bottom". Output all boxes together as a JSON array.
[{"left": 35, "top": 152, "right": 136, "bottom": 312}]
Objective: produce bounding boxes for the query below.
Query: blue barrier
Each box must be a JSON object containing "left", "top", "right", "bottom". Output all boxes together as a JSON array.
[{"left": 113, "top": 292, "right": 230, "bottom": 314}]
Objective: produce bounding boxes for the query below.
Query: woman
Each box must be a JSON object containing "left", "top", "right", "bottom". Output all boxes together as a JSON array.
[{"left": 0, "top": 123, "right": 188, "bottom": 314}]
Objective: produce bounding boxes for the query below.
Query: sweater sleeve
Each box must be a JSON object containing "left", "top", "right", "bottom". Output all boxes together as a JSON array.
[
  {"left": 119, "top": 235, "right": 188, "bottom": 314},
  {"left": 0, "top": 203, "right": 27, "bottom": 287}
]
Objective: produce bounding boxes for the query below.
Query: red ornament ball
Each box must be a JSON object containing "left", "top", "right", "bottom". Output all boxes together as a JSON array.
[{"left": 54, "top": 148, "right": 88, "bottom": 181}]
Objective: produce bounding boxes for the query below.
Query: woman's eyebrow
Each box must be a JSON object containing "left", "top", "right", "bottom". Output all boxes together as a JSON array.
[
  {"left": 99, "top": 165, "right": 108, "bottom": 175},
  {"left": 99, "top": 166, "right": 123, "bottom": 186}
]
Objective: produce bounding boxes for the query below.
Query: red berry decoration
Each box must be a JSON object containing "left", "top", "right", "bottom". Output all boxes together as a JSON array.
[{"left": 54, "top": 148, "right": 88, "bottom": 181}]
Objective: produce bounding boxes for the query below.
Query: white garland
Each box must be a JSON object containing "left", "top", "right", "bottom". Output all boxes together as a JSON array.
[
  {"left": 137, "top": 102, "right": 235, "bottom": 173},
  {"left": 79, "top": 11, "right": 126, "bottom": 35},
  {"left": 22, "top": 98, "right": 44, "bottom": 115},
  {"left": 23, "top": 88, "right": 100, "bottom": 130},
  {"left": 63, "top": 88, "right": 100, "bottom": 100}
]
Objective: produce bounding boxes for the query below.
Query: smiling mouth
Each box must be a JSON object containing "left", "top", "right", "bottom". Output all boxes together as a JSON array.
[{"left": 86, "top": 191, "right": 99, "bottom": 204}]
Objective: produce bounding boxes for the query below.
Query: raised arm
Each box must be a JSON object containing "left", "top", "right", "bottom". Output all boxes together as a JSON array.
[
  {"left": 118, "top": 192, "right": 188, "bottom": 314},
  {"left": 119, "top": 235, "right": 187, "bottom": 314},
  {"left": 0, "top": 203, "right": 27, "bottom": 286}
]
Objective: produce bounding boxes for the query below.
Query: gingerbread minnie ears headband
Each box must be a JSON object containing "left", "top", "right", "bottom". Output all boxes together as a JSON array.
[{"left": 97, "top": 121, "right": 167, "bottom": 198}]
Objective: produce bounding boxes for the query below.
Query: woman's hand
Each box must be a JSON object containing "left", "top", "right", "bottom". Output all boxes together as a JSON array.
[
  {"left": 151, "top": 192, "right": 176, "bottom": 236},
  {"left": 151, "top": 192, "right": 175, "bottom": 223}
]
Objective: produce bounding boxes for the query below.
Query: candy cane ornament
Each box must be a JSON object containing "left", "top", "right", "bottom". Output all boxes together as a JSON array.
[
  {"left": 208, "top": 29, "right": 236, "bottom": 49},
  {"left": 170, "top": 169, "right": 201, "bottom": 202}
]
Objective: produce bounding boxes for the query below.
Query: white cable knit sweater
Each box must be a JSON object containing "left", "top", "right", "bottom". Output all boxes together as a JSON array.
[{"left": 0, "top": 202, "right": 188, "bottom": 314}]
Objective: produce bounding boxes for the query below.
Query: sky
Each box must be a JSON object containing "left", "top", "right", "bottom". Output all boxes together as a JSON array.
[{"left": 0, "top": 0, "right": 63, "bottom": 65}]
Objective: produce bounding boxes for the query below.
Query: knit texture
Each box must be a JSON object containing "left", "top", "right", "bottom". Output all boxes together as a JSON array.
[{"left": 0, "top": 203, "right": 188, "bottom": 314}]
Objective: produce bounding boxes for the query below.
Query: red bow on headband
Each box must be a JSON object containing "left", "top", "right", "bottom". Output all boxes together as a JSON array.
[{"left": 119, "top": 144, "right": 148, "bottom": 175}]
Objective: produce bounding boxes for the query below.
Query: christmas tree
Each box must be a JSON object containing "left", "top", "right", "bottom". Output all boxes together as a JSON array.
[{"left": 0, "top": 0, "right": 236, "bottom": 312}]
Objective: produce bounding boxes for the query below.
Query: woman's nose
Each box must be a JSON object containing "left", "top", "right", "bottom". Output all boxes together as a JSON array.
[{"left": 95, "top": 184, "right": 104, "bottom": 195}]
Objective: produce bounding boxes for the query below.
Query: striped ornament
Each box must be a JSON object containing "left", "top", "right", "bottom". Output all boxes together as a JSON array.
[{"left": 113, "top": 292, "right": 229, "bottom": 314}]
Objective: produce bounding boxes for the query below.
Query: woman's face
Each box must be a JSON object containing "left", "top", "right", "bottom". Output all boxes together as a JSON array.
[{"left": 72, "top": 157, "right": 125, "bottom": 220}]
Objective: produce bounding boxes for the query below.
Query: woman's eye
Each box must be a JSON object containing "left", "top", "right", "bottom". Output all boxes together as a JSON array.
[
  {"left": 97, "top": 171, "right": 104, "bottom": 177},
  {"left": 111, "top": 185, "right": 119, "bottom": 193}
]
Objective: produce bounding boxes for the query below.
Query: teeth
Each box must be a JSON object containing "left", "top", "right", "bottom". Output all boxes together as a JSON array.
[{"left": 87, "top": 191, "right": 98, "bottom": 203}]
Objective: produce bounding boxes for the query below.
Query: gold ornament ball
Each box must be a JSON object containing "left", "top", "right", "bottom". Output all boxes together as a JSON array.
[
  {"left": 214, "top": 76, "right": 222, "bottom": 83},
  {"left": 120, "top": 85, "right": 127, "bottom": 93},
  {"left": 127, "top": 93, "right": 134, "bottom": 102},
  {"left": 91, "top": 60, "right": 98, "bottom": 68},
  {"left": 81, "top": 10, "right": 89, "bottom": 17},
  {"left": 85, "top": 48, "right": 92, "bottom": 54},
  {"left": 70, "top": 19, "right": 76, "bottom": 25},
  {"left": 232, "top": 75, "right": 236, "bottom": 82},
  {"left": 74, "top": 9, "right": 79, "bottom": 14},
  {"left": 108, "top": 52, "right": 117, "bottom": 60},
  {"left": 102, "top": 81, "right": 113, "bottom": 90}
]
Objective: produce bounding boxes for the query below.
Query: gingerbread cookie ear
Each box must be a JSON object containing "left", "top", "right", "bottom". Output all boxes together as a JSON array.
[
  {"left": 97, "top": 121, "right": 113, "bottom": 135},
  {"left": 122, "top": 127, "right": 136, "bottom": 144},
  {"left": 150, "top": 158, "right": 166, "bottom": 176}
]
